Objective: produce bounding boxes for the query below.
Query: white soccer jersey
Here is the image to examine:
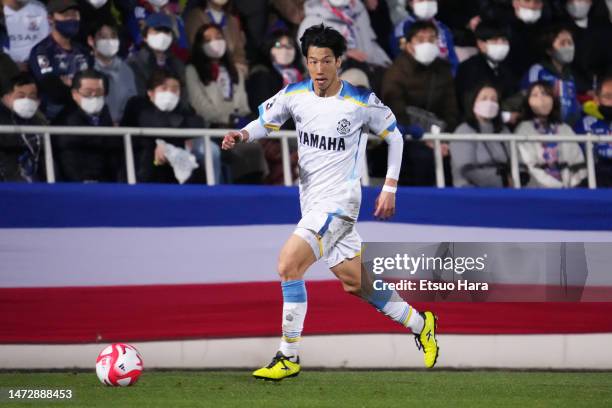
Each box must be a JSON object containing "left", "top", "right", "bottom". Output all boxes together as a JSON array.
[
  {"left": 246, "top": 79, "right": 399, "bottom": 220},
  {"left": 3, "top": 1, "right": 49, "bottom": 63}
]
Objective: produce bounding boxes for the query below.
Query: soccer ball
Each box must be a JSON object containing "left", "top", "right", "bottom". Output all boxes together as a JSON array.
[{"left": 95, "top": 343, "right": 143, "bottom": 386}]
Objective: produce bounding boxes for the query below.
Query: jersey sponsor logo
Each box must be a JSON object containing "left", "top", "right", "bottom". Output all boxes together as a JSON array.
[
  {"left": 298, "top": 130, "right": 346, "bottom": 151},
  {"left": 337, "top": 119, "right": 351, "bottom": 135},
  {"left": 9, "top": 34, "right": 40, "bottom": 42}
]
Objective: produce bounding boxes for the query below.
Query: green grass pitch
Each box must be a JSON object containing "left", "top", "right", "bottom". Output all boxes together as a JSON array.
[{"left": 1, "top": 370, "right": 611, "bottom": 407}]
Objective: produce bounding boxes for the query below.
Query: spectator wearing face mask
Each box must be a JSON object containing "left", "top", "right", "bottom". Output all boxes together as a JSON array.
[
  {"left": 246, "top": 29, "right": 303, "bottom": 184},
  {"left": 0, "top": 73, "right": 46, "bottom": 182},
  {"left": 126, "top": 0, "right": 190, "bottom": 61},
  {"left": 390, "top": 0, "right": 459, "bottom": 75},
  {"left": 28, "top": 0, "right": 92, "bottom": 120},
  {"left": 516, "top": 80, "right": 586, "bottom": 188},
  {"left": 184, "top": 0, "right": 247, "bottom": 74},
  {"left": 128, "top": 12, "right": 188, "bottom": 108},
  {"left": 187, "top": 23, "right": 268, "bottom": 184},
  {"left": 298, "top": 0, "right": 391, "bottom": 68},
  {"left": 88, "top": 22, "right": 137, "bottom": 125},
  {"left": 455, "top": 22, "right": 520, "bottom": 119},
  {"left": 246, "top": 30, "right": 304, "bottom": 114},
  {"left": 575, "top": 73, "right": 612, "bottom": 187},
  {"left": 450, "top": 83, "right": 514, "bottom": 187},
  {"left": 122, "top": 68, "right": 205, "bottom": 184},
  {"left": 53, "top": 69, "right": 123, "bottom": 182},
  {"left": 2, "top": 0, "right": 49, "bottom": 71},
  {"left": 522, "top": 24, "right": 580, "bottom": 125},
  {"left": 557, "top": 0, "right": 599, "bottom": 94},
  {"left": 505, "top": 0, "right": 550, "bottom": 78},
  {"left": 186, "top": 23, "right": 249, "bottom": 128},
  {"left": 382, "top": 20, "right": 458, "bottom": 186}
]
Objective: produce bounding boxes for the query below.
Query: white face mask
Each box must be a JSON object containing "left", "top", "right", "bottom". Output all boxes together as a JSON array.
[
  {"left": 80, "top": 96, "right": 105, "bottom": 115},
  {"left": 413, "top": 42, "right": 439, "bottom": 65},
  {"left": 486, "top": 43, "right": 510, "bottom": 62},
  {"left": 87, "top": 0, "right": 108, "bottom": 9},
  {"left": 203, "top": 39, "right": 226, "bottom": 59},
  {"left": 12, "top": 98, "right": 39, "bottom": 119},
  {"left": 271, "top": 48, "right": 295, "bottom": 66},
  {"left": 146, "top": 32, "right": 173, "bottom": 52},
  {"left": 148, "top": 0, "right": 168, "bottom": 8},
  {"left": 95, "top": 39, "right": 119, "bottom": 58},
  {"left": 413, "top": 1, "right": 438, "bottom": 20},
  {"left": 328, "top": 0, "right": 351, "bottom": 7},
  {"left": 473, "top": 100, "right": 499, "bottom": 119},
  {"left": 566, "top": 0, "right": 591, "bottom": 19},
  {"left": 153, "top": 91, "right": 179, "bottom": 112},
  {"left": 517, "top": 7, "right": 542, "bottom": 23},
  {"left": 553, "top": 45, "right": 575, "bottom": 64}
]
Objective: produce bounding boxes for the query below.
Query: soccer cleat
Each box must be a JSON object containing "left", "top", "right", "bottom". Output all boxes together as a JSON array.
[
  {"left": 252, "top": 351, "right": 301, "bottom": 381},
  {"left": 414, "top": 311, "right": 439, "bottom": 368}
]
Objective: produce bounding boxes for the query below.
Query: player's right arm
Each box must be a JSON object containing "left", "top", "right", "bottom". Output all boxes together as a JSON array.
[{"left": 222, "top": 87, "right": 291, "bottom": 150}]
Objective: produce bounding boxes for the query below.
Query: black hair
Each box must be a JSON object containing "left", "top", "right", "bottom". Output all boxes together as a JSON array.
[
  {"left": 596, "top": 72, "right": 612, "bottom": 96},
  {"left": 263, "top": 29, "right": 304, "bottom": 71},
  {"left": 71, "top": 69, "right": 108, "bottom": 94},
  {"left": 190, "top": 22, "right": 239, "bottom": 85},
  {"left": 538, "top": 23, "right": 573, "bottom": 55},
  {"left": 299, "top": 24, "right": 347, "bottom": 59},
  {"left": 474, "top": 21, "right": 509, "bottom": 42},
  {"left": 146, "top": 68, "right": 181, "bottom": 91},
  {"left": 404, "top": 20, "right": 438, "bottom": 42},
  {"left": 463, "top": 82, "right": 504, "bottom": 134},
  {"left": 88, "top": 19, "right": 118, "bottom": 39},
  {"left": 521, "top": 80, "right": 562, "bottom": 124},
  {"left": 3, "top": 73, "right": 37, "bottom": 96}
]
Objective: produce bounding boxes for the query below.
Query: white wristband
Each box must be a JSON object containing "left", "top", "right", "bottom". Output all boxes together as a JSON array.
[{"left": 382, "top": 185, "right": 397, "bottom": 194}]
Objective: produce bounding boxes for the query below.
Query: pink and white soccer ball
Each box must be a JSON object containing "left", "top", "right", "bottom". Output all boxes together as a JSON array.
[{"left": 96, "top": 343, "right": 143, "bottom": 386}]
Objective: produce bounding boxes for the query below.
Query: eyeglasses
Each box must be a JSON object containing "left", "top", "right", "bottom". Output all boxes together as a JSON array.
[{"left": 273, "top": 42, "right": 293, "bottom": 50}]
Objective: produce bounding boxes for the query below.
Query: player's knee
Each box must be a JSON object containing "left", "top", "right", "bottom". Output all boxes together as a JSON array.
[
  {"left": 277, "top": 259, "right": 302, "bottom": 281},
  {"left": 341, "top": 278, "right": 362, "bottom": 297}
]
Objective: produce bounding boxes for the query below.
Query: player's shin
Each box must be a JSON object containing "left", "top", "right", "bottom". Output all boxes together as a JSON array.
[
  {"left": 279, "top": 280, "right": 307, "bottom": 361},
  {"left": 367, "top": 288, "right": 424, "bottom": 334}
]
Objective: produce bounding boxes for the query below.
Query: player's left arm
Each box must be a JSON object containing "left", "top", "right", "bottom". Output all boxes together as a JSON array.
[{"left": 365, "top": 93, "right": 403, "bottom": 220}]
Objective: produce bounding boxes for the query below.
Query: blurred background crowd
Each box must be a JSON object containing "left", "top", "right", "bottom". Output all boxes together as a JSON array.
[{"left": 0, "top": 0, "right": 611, "bottom": 188}]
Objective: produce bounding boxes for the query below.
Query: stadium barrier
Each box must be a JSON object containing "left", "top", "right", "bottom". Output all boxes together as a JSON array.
[
  {"left": 1, "top": 125, "right": 611, "bottom": 188},
  {"left": 2, "top": 184, "right": 612, "bottom": 368}
]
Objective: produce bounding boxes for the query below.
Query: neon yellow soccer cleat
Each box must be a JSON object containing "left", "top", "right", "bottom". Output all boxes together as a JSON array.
[
  {"left": 252, "top": 352, "right": 301, "bottom": 381},
  {"left": 414, "top": 311, "right": 439, "bottom": 368}
]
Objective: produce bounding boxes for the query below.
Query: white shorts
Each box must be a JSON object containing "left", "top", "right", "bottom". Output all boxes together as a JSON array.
[{"left": 293, "top": 209, "right": 362, "bottom": 269}]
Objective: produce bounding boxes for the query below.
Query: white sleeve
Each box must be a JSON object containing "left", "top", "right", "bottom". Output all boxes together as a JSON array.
[
  {"left": 242, "top": 86, "right": 291, "bottom": 141},
  {"left": 365, "top": 93, "right": 403, "bottom": 180},
  {"left": 384, "top": 128, "right": 403, "bottom": 180}
]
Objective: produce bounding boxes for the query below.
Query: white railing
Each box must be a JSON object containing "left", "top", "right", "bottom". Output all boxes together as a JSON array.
[{"left": 1, "top": 125, "right": 611, "bottom": 188}]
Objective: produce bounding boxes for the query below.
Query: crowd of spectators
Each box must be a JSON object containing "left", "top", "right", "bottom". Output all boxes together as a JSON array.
[{"left": 0, "top": 0, "right": 610, "bottom": 187}]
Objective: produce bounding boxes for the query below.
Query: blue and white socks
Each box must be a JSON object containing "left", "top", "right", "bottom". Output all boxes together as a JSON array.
[
  {"left": 368, "top": 288, "right": 424, "bottom": 334},
  {"left": 278, "top": 280, "right": 307, "bottom": 361}
]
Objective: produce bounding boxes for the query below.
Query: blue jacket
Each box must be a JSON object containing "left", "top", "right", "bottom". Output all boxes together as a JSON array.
[
  {"left": 125, "top": 5, "right": 189, "bottom": 57},
  {"left": 522, "top": 62, "right": 580, "bottom": 125},
  {"left": 390, "top": 15, "right": 459, "bottom": 75},
  {"left": 574, "top": 114, "right": 612, "bottom": 159}
]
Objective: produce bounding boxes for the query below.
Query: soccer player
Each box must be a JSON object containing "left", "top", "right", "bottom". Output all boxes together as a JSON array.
[{"left": 222, "top": 24, "right": 439, "bottom": 381}]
